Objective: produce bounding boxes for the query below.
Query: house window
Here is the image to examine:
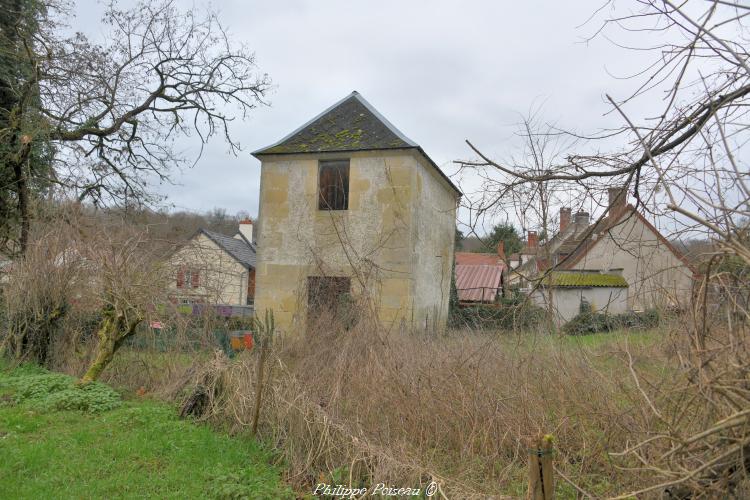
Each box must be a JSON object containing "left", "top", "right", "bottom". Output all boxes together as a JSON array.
[
  {"left": 177, "top": 268, "right": 200, "bottom": 288},
  {"left": 318, "top": 160, "right": 349, "bottom": 210},
  {"left": 307, "top": 276, "right": 351, "bottom": 323}
]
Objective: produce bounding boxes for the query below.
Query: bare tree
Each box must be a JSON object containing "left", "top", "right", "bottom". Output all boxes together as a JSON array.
[
  {"left": 78, "top": 221, "right": 169, "bottom": 383},
  {"left": 458, "top": 1, "right": 750, "bottom": 496},
  {"left": 1, "top": 0, "right": 269, "bottom": 255},
  {"left": 457, "top": 108, "right": 584, "bottom": 324}
]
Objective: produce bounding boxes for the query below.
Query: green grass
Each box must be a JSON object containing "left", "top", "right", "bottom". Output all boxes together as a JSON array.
[
  {"left": 0, "top": 367, "right": 292, "bottom": 499},
  {"left": 560, "top": 328, "right": 662, "bottom": 349}
]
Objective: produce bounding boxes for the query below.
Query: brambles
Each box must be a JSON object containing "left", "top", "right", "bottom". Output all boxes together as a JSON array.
[{"left": 563, "top": 309, "right": 660, "bottom": 336}]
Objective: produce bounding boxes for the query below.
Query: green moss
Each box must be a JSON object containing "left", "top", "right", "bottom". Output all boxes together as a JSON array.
[
  {"left": 260, "top": 127, "right": 376, "bottom": 154},
  {"left": 542, "top": 272, "right": 628, "bottom": 288}
]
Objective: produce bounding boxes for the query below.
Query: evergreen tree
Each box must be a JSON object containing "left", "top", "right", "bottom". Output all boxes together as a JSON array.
[{"left": 482, "top": 223, "right": 522, "bottom": 255}]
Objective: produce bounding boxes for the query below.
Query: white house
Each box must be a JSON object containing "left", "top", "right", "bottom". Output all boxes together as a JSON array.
[{"left": 168, "top": 220, "right": 257, "bottom": 306}]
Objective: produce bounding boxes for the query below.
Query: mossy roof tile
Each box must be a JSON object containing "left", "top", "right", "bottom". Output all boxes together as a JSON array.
[
  {"left": 253, "top": 91, "right": 462, "bottom": 196},
  {"left": 542, "top": 272, "right": 628, "bottom": 288},
  {"left": 254, "top": 91, "right": 415, "bottom": 155}
]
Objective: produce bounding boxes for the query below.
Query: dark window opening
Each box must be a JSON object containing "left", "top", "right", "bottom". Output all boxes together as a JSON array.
[
  {"left": 307, "top": 276, "right": 351, "bottom": 324},
  {"left": 318, "top": 160, "right": 349, "bottom": 210}
]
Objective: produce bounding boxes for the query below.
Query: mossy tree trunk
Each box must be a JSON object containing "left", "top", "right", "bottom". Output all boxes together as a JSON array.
[{"left": 80, "top": 305, "right": 142, "bottom": 384}]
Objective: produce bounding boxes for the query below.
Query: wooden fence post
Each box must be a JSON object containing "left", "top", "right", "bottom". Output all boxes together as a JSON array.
[{"left": 528, "top": 434, "right": 554, "bottom": 500}]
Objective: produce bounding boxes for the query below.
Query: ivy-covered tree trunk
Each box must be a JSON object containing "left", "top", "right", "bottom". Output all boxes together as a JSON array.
[
  {"left": 448, "top": 257, "right": 462, "bottom": 328},
  {"left": 0, "top": 0, "right": 49, "bottom": 256},
  {"left": 80, "top": 306, "right": 141, "bottom": 384}
]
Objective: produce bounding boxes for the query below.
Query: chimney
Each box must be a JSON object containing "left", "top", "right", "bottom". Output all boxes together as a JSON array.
[
  {"left": 527, "top": 231, "right": 538, "bottom": 250},
  {"left": 497, "top": 240, "right": 506, "bottom": 261},
  {"left": 608, "top": 187, "right": 627, "bottom": 213},
  {"left": 239, "top": 218, "right": 253, "bottom": 243},
  {"left": 560, "top": 207, "right": 572, "bottom": 233},
  {"left": 574, "top": 211, "right": 589, "bottom": 228}
]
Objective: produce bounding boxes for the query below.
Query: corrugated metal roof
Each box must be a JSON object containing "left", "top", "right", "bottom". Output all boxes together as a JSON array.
[
  {"left": 455, "top": 264, "right": 503, "bottom": 302},
  {"left": 541, "top": 272, "right": 628, "bottom": 288}
]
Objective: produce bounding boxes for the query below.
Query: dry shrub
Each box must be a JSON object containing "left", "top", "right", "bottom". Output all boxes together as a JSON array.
[
  {"left": 148, "top": 309, "right": 683, "bottom": 498},
  {"left": 0, "top": 218, "right": 88, "bottom": 367}
]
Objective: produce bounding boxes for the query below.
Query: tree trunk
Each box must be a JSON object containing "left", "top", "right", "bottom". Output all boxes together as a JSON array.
[
  {"left": 12, "top": 157, "right": 29, "bottom": 255},
  {"left": 80, "top": 311, "right": 141, "bottom": 384}
]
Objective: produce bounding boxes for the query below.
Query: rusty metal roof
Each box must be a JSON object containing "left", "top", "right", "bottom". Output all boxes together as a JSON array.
[{"left": 455, "top": 264, "right": 503, "bottom": 302}]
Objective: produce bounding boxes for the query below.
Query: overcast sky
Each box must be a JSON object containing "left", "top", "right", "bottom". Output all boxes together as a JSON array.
[{"left": 74, "top": 1, "right": 663, "bottom": 225}]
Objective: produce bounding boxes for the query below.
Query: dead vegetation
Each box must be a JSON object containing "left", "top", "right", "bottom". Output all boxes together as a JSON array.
[
  {"left": 67, "top": 306, "right": 720, "bottom": 498},
  {"left": 2, "top": 211, "right": 747, "bottom": 497}
]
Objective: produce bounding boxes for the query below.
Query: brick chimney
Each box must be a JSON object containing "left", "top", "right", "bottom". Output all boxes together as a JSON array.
[
  {"left": 574, "top": 211, "right": 589, "bottom": 228},
  {"left": 497, "top": 240, "right": 506, "bottom": 261},
  {"left": 608, "top": 187, "right": 627, "bottom": 213},
  {"left": 239, "top": 218, "right": 253, "bottom": 243},
  {"left": 560, "top": 207, "right": 572, "bottom": 233},
  {"left": 527, "top": 231, "right": 538, "bottom": 250}
]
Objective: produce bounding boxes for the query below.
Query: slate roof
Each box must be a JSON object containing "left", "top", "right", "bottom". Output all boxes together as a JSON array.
[
  {"left": 253, "top": 91, "right": 461, "bottom": 195},
  {"left": 201, "top": 229, "right": 256, "bottom": 269},
  {"left": 455, "top": 264, "right": 504, "bottom": 302},
  {"left": 541, "top": 272, "right": 628, "bottom": 288}
]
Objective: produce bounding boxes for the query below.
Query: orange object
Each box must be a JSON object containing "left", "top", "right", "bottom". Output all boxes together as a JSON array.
[
  {"left": 230, "top": 336, "right": 244, "bottom": 350},
  {"left": 243, "top": 332, "right": 254, "bottom": 350}
]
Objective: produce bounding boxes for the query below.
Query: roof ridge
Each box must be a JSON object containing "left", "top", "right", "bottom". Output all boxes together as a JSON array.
[
  {"left": 349, "top": 92, "right": 417, "bottom": 147},
  {"left": 252, "top": 92, "right": 362, "bottom": 156}
]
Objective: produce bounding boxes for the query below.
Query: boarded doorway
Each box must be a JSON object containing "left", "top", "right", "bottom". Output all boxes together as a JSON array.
[{"left": 307, "top": 276, "right": 351, "bottom": 326}]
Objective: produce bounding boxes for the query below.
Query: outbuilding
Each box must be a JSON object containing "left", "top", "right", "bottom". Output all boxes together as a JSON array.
[{"left": 530, "top": 271, "right": 628, "bottom": 324}]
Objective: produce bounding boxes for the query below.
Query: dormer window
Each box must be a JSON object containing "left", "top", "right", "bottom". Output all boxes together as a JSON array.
[{"left": 318, "top": 159, "right": 349, "bottom": 210}]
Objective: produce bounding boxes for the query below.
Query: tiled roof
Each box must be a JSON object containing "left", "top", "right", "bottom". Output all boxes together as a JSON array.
[
  {"left": 559, "top": 204, "right": 697, "bottom": 274},
  {"left": 253, "top": 91, "right": 462, "bottom": 195},
  {"left": 201, "top": 229, "right": 256, "bottom": 269},
  {"left": 541, "top": 272, "right": 628, "bottom": 288},
  {"left": 455, "top": 264, "right": 504, "bottom": 302},
  {"left": 455, "top": 252, "right": 505, "bottom": 266}
]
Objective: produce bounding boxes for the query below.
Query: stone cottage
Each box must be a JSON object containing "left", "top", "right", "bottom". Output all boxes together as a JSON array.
[
  {"left": 252, "top": 91, "right": 461, "bottom": 334},
  {"left": 512, "top": 187, "right": 697, "bottom": 312},
  {"left": 168, "top": 220, "right": 256, "bottom": 306}
]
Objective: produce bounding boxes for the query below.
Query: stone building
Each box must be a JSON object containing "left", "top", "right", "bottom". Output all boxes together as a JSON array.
[
  {"left": 168, "top": 220, "right": 256, "bottom": 306},
  {"left": 511, "top": 188, "right": 697, "bottom": 311},
  {"left": 530, "top": 271, "right": 629, "bottom": 324},
  {"left": 252, "top": 91, "right": 460, "bottom": 334}
]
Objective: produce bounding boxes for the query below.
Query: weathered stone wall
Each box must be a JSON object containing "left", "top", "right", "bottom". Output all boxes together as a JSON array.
[
  {"left": 169, "top": 233, "right": 249, "bottom": 305},
  {"left": 410, "top": 155, "right": 457, "bottom": 329},
  {"left": 254, "top": 149, "right": 457, "bottom": 334},
  {"left": 569, "top": 214, "right": 694, "bottom": 310}
]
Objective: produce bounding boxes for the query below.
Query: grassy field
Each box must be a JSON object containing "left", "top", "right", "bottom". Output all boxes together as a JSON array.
[{"left": 0, "top": 366, "right": 292, "bottom": 499}]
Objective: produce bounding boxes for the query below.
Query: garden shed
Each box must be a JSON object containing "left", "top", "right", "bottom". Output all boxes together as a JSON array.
[{"left": 530, "top": 271, "right": 629, "bottom": 324}]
